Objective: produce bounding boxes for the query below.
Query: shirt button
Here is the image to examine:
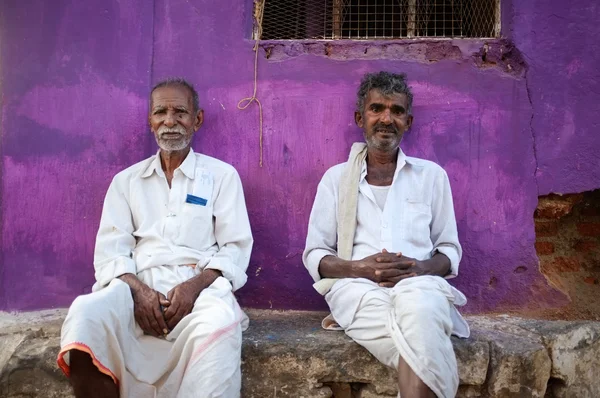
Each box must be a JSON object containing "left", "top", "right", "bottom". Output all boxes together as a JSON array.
[{"left": 167, "top": 213, "right": 176, "bottom": 217}]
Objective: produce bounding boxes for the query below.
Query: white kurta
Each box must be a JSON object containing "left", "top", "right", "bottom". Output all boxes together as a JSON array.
[
  {"left": 58, "top": 149, "right": 253, "bottom": 398},
  {"left": 303, "top": 149, "right": 462, "bottom": 282},
  {"left": 93, "top": 148, "right": 253, "bottom": 292},
  {"left": 303, "top": 148, "right": 469, "bottom": 398}
]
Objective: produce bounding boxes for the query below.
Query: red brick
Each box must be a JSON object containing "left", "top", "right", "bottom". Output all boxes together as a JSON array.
[
  {"left": 535, "top": 197, "right": 577, "bottom": 219},
  {"left": 577, "top": 223, "right": 600, "bottom": 237},
  {"left": 573, "top": 240, "right": 599, "bottom": 253},
  {"left": 584, "top": 276, "right": 598, "bottom": 285},
  {"left": 535, "top": 241, "right": 555, "bottom": 255},
  {"left": 546, "top": 257, "right": 580, "bottom": 273},
  {"left": 535, "top": 221, "right": 558, "bottom": 237}
]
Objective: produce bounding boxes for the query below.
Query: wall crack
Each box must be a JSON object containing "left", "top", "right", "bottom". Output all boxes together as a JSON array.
[{"left": 525, "top": 68, "right": 540, "bottom": 196}]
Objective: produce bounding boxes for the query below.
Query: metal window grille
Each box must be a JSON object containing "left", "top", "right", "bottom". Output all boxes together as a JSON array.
[{"left": 257, "top": 0, "right": 500, "bottom": 40}]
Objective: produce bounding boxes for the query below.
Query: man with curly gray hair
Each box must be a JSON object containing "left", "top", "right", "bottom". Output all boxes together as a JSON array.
[{"left": 304, "top": 71, "right": 469, "bottom": 398}]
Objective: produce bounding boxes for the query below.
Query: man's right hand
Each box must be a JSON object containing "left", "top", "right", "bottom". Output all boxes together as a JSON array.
[
  {"left": 118, "top": 274, "right": 171, "bottom": 337},
  {"left": 355, "top": 249, "right": 416, "bottom": 285}
]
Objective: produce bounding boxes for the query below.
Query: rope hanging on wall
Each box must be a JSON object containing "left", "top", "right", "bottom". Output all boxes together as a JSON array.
[{"left": 237, "top": 0, "right": 265, "bottom": 167}]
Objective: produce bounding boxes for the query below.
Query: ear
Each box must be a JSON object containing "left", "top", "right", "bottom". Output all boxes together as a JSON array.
[
  {"left": 406, "top": 115, "right": 414, "bottom": 130},
  {"left": 193, "top": 109, "right": 204, "bottom": 131},
  {"left": 354, "top": 111, "right": 364, "bottom": 128},
  {"left": 149, "top": 114, "right": 155, "bottom": 134}
]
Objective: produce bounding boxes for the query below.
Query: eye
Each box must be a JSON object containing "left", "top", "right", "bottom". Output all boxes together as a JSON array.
[
  {"left": 370, "top": 104, "right": 383, "bottom": 113},
  {"left": 153, "top": 109, "right": 166, "bottom": 115},
  {"left": 392, "top": 107, "right": 405, "bottom": 115}
]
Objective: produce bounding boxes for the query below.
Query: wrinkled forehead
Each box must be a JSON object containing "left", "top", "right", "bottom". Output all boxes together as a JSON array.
[
  {"left": 150, "top": 85, "right": 194, "bottom": 109},
  {"left": 365, "top": 89, "right": 409, "bottom": 106}
]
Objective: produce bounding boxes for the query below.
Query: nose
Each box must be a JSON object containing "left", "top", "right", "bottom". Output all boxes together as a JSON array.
[
  {"left": 380, "top": 109, "right": 392, "bottom": 124},
  {"left": 164, "top": 111, "right": 176, "bottom": 127}
]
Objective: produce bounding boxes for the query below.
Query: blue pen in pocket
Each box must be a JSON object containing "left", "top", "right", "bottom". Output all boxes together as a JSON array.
[{"left": 186, "top": 194, "right": 207, "bottom": 206}]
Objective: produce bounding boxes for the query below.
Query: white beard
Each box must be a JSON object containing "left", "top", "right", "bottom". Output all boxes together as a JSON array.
[{"left": 155, "top": 125, "right": 192, "bottom": 151}]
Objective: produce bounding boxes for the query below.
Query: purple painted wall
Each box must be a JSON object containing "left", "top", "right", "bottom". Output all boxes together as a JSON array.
[{"left": 1, "top": 0, "right": 598, "bottom": 312}]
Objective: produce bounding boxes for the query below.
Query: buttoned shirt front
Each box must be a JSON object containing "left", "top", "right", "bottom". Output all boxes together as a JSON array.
[
  {"left": 93, "top": 149, "right": 253, "bottom": 291},
  {"left": 303, "top": 149, "right": 461, "bottom": 282}
]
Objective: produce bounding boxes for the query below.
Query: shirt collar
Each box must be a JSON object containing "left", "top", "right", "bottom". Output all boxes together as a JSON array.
[
  {"left": 360, "top": 147, "right": 413, "bottom": 182},
  {"left": 141, "top": 148, "right": 196, "bottom": 179}
]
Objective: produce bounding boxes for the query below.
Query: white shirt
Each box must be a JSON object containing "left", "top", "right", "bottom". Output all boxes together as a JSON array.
[
  {"left": 93, "top": 149, "right": 253, "bottom": 292},
  {"left": 303, "top": 149, "right": 461, "bottom": 282}
]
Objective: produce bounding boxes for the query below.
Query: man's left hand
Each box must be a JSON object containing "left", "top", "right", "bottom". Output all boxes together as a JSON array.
[
  {"left": 378, "top": 252, "right": 450, "bottom": 288},
  {"left": 163, "top": 281, "right": 199, "bottom": 331},
  {"left": 163, "top": 268, "right": 222, "bottom": 331},
  {"left": 377, "top": 255, "right": 425, "bottom": 287}
]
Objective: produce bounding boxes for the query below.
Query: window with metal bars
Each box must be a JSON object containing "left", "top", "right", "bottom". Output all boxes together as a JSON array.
[{"left": 256, "top": 0, "right": 500, "bottom": 40}]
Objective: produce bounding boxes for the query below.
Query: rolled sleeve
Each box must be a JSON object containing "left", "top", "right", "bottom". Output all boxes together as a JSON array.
[
  {"left": 305, "top": 248, "right": 336, "bottom": 283},
  {"left": 205, "top": 169, "right": 253, "bottom": 291},
  {"left": 94, "top": 257, "right": 137, "bottom": 288},
  {"left": 204, "top": 257, "right": 248, "bottom": 291},
  {"left": 435, "top": 245, "right": 460, "bottom": 278},
  {"left": 430, "top": 169, "right": 462, "bottom": 278},
  {"left": 93, "top": 176, "right": 137, "bottom": 290},
  {"left": 303, "top": 173, "right": 338, "bottom": 282}
]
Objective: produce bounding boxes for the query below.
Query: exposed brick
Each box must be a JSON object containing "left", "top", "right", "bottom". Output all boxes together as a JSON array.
[
  {"left": 577, "top": 223, "right": 600, "bottom": 237},
  {"left": 535, "top": 195, "right": 580, "bottom": 219},
  {"left": 535, "top": 221, "right": 558, "bottom": 237},
  {"left": 545, "top": 257, "right": 580, "bottom": 273},
  {"left": 535, "top": 241, "right": 555, "bottom": 255},
  {"left": 584, "top": 276, "right": 598, "bottom": 285},
  {"left": 573, "top": 240, "right": 599, "bottom": 253}
]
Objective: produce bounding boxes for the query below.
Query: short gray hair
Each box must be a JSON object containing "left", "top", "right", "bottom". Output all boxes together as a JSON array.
[
  {"left": 150, "top": 77, "right": 200, "bottom": 112},
  {"left": 356, "top": 71, "right": 413, "bottom": 115}
]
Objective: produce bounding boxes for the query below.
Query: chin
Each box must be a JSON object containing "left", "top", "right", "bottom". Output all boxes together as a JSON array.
[
  {"left": 158, "top": 141, "right": 189, "bottom": 152},
  {"left": 368, "top": 139, "right": 400, "bottom": 151}
]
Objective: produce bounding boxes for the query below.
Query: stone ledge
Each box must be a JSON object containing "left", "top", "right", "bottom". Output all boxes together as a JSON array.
[{"left": 1, "top": 310, "right": 599, "bottom": 397}]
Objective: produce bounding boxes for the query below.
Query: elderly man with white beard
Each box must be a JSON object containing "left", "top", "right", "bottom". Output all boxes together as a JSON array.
[{"left": 57, "top": 78, "right": 253, "bottom": 398}]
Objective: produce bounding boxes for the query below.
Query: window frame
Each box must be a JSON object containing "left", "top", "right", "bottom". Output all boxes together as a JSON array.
[{"left": 253, "top": 0, "right": 502, "bottom": 41}]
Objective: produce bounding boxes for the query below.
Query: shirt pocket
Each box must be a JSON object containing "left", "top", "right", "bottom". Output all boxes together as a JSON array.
[
  {"left": 401, "top": 198, "right": 432, "bottom": 246},
  {"left": 177, "top": 203, "right": 214, "bottom": 249}
]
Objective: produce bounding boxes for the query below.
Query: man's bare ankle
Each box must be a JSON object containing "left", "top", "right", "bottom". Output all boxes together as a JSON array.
[{"left": 69, "top": 350, "right": 119, "bottom": 398}]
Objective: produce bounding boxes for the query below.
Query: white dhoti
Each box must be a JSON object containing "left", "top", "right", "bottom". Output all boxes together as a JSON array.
[
  {"left": 325, "top": 275, "right": 469, "bottom": 398},
  {"left": 58, "top": 265, "right": 248, "bottom": 398}
]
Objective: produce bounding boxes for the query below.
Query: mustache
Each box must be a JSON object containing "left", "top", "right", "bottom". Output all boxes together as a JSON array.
[
  {"left": 372, "top": 123, "right": 399, "bottom": 134},
  {"left": 157, "top": 126, "right": 186, "bottom": 136}
]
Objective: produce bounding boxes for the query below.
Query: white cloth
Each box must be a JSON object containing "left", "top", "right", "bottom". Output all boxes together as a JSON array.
[
  {"left": 304, "top": 146, "right": 462, "bottom": 292},
  {"left": 93, "top": 148, "right": 253, "bottom": 291},
  {"left": 369, "top": 184, "right": 390, "bottom": 210},
  {"left": 325, "top": 276, "right": 467, "bottom": 398},
  {"left": 336, "top": 142, "right": 368, "bottom": 261},
  {"left": 59, "top": 265, "right": 248, "bottom": 398}
]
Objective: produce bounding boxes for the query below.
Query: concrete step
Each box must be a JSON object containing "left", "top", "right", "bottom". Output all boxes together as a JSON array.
[{"left": 1, "top": 309, "right": 599, "bottom": 397}]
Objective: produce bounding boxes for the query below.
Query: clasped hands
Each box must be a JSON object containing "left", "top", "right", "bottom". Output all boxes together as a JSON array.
[
  {"left": 130, "top": 280, "right": 198, "bottom": 338},
  {"left": 357, "top": 249, "right": 427, "bottom": 288}
]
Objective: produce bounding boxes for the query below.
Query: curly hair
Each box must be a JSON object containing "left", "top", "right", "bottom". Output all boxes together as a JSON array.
[{"left": 356, "top": 71, "right": 413, "bottom": 115}]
